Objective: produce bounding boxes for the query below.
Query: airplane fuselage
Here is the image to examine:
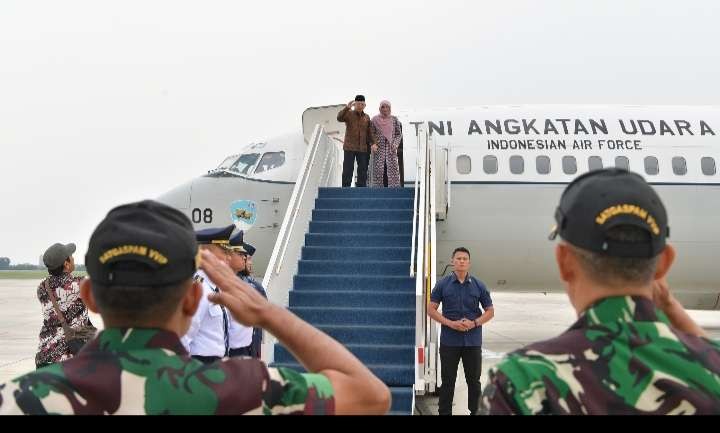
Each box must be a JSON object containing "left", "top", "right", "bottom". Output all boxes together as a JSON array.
[{"left": 158, "top": 105, "right": 720, "bottom": 309}]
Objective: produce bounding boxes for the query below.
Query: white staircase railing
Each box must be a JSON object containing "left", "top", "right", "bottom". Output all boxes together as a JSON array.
[
  {"left": 413, "top": 126, "right": 443, "bottom": 395},
  {"left": 261, "top": 125, "right": 342, "bottom": 363},
  {"left": 412, "top": 124, "right": 453, "bottom": 397}
]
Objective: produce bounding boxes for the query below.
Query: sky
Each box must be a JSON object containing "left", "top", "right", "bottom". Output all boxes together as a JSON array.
[{"left": 1, "top": 0, "right": 720, "bottom": 264}]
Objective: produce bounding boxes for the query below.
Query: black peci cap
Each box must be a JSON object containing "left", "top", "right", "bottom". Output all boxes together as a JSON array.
[
  {"left": 86, "top": 200, "right": 198, "bottom": 287},
  {"left": 355, "top": 95, "right": 365, "bottom": 102},
  {"left": 549, "top": 169, "right": 669, "bottom": 258}
]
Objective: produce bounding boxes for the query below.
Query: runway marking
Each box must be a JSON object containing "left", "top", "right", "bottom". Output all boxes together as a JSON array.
[{"left": 0, "top": 357, "right": 33, "bottom": 369}]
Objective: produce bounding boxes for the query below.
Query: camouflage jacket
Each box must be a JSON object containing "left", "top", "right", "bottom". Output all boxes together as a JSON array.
[
  {"left": 481, "top": 296, "right": 720, "bottom": 415},
  {"left": 0, "top": 328, "right": 334, "bottom": 415}
]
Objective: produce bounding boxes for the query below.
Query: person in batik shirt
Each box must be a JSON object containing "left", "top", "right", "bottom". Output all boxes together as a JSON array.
[{"left": 35, "top": 243, "right": 94, "bottom": 368}]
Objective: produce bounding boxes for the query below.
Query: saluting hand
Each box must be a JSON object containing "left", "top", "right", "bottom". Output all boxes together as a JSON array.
[
  {"left": 347, "top": 100, "right": 355, "bottom": 109},
  {"left": 652, "top": 277, "right": 674, "bottom": 310},
  {"left": 200, "top": 250, "right": 271, "bottom": 327}
]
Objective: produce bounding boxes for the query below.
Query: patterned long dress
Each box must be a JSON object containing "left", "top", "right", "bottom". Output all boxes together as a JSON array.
[
  {"left": 35, "top": 273, "right": 93, "bottom": 367},
  {"left": 370, "top": 116, "right": 402, "bottom": 188}
]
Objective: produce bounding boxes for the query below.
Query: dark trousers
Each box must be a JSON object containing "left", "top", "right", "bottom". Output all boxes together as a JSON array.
[
  {"left": 229, "top": 345, "right": 252, "bottom": 357},
  {"left": 192, "top": 346, "right": 250, "bottom": 364},
  {"left": 192, "top": 355, "right": 221, "bottom": 364},
  {"left": 439, "top": 345, "right": 482, "bottom": 415},
  {"left": 342, "top": 150, "right": 369, "bottom": 187}
]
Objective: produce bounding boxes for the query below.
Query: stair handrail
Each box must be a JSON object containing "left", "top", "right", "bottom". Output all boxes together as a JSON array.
[
  {"left": 427, "top": 136, "right": 440, "bottom": 394},
  {"left": 414, "top": 125, "right": 432, "bottom": 394},
  {"left": 412, "top": 125, "right": 444, "bottom": 396},
  {"left": 261, "top": 125, "right": 341, "bottom": 363},
  {"left": 429, "top": 135, "right": 438, "bottom": 295},
  {"left": 410, "top": 138, "right": 421, "bottom": 277}
]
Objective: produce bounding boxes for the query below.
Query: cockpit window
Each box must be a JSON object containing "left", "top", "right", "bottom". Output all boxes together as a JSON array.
[
  {"left": 217, "top": 155, "right": 239, "bottom": 170},
  {"left": 227, "top": 153, "right": 261, "bottom": 175},
  {"left": 254, "top": 151, "right": 286, "bottom": 174}
]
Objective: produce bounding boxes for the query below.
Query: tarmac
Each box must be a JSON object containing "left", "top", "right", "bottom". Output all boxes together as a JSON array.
[{"left": 1, "top": 280, "right": 718, "bottom": 415}]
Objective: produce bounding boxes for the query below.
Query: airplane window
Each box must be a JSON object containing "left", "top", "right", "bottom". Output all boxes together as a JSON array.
[
  {"left": 588, "top": 156, "right": 603, "bottom": 171},
  {"left": 615, "top": 156, "right": 630, "bottom": 171},
  {"left": 510, "top": 155, "right": 524, "bottom": 174},
  {"left": 254, "top": 151, "right": 286, "bottom": 174},
  {"left": 644, "top": 156, "right": 659, "bottom": 175},
  {"left": 536, "top": 156, "right": 551, "bottom": 175},
  {"left": 457, "top": 155, "right": 472, "bottom": 174},
  {"left": 217, "top": 155, "right": 239, "bottom": 170},
  {"left": 562, "top": 156, "right": 577, "bottom": 175},
  {"left": 228, "top": 153, "right": 260, "bottom": 175},
  {"left": 482, "top": 156, "right": 497, "bottom": 174},
  {"left": 672, "top": 157, "right": 687, "bottom": 176},
  {"left": 701, "top": 157, "right": 716, "bottom": 176}
]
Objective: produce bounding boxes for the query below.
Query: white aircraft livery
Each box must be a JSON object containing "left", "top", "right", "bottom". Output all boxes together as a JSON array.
[{"left": 158, "top": 104, "right": 720, "bottom": 310}]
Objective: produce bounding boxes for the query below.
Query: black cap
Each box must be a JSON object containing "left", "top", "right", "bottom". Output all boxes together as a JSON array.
[
  {"left": 229, "top": 231, "right": 247, "bottom": 254},
  {"left": 86, "top": 200, "right": 198, "bottom": 286},
  {"left": 355, "top": 95, "right": 365, "bottom": 102},
  {"left": 243, "top": 242, "right": 256, "bottom": 257},
  {"left": 549, "top": 168, "right": 669, "bottom": 258},
  {"left": 195, "top": 225, "right": 235, "bottom": 246}
]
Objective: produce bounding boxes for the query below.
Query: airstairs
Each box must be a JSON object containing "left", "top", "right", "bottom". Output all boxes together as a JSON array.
[{"left": 263, "top": 121, "right": 449, "bottom": 415}]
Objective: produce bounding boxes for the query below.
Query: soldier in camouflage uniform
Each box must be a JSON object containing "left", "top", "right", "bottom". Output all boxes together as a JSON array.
[
  {"left": 481, "top": 169, "right": 720, "bottom": 415},
  {"left": 0, "top": 200, "right": 391, "bottom": 415}
]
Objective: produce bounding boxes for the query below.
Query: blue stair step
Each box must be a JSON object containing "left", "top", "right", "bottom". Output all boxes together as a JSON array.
[
  {"left": 289, "top": 290, "right": 415, "bottom": 308},
  {"left": 313, "top": 324, "right": 414, "bottom": 345},
  {"left": 298, "top": 260, "right": 411, "bottom": 276},
  {"left": 315, "top": 198, "right": 414, "bottom": 210},
  {"left": 305, "top": 233, "right": 412, "bottom": 247},
  {"left": 302, "top": 246, "right": 411, "bottom": 261},
  {"left": 312, "top": 209, "right": 413, "bottom": 222},
  {"left": 389, "top": 387, "right": 414, "bottom": 415},
  {"left": 318, "top": 187, "right": 414, "bottom": 198},
  {"left": 289, "top": 307, "right": 415, "bottom": 327},
  {"left": 272, "top": 361, "right": 414, "bottom": 387},
  {"left": 309, "top": 221, "right": 412, "bottom": 235},
  {"left": 274, "top": 343, "right": 414, "bottom": 365},
  {"left": 293, "top": 274, "right": 414, "bottom": 291}
]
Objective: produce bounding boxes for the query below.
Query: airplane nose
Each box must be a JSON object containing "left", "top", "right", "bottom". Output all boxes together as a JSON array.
[{"left": 156, "top": 179, "right": 193, "bottom": 210}]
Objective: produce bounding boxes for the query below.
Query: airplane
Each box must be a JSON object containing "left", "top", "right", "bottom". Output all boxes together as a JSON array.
[{"left": 158, "top": 104, "right": 720, "bottom": 310}]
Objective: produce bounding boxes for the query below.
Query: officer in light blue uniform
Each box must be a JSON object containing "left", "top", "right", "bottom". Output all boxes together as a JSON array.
[
  {"left": 229, "top": 232, "right": 267, "bottom": 358},
  {"left": 181, "top": 225, "right": 243, "bottom": 364}
]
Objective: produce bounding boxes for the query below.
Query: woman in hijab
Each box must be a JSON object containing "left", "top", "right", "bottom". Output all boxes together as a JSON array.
[{"left": 370, "top": 100, "right": 402, "bottom": 188}]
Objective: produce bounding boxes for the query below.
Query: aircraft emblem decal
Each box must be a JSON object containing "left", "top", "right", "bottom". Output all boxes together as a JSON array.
[{"left": 230, "top": 200, "right": 258, "bottom": 231}]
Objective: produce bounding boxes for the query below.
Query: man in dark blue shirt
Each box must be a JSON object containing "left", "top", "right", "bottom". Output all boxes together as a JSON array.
[{"left": 429, "top": 247, "right": 495, "bottom": 415}]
